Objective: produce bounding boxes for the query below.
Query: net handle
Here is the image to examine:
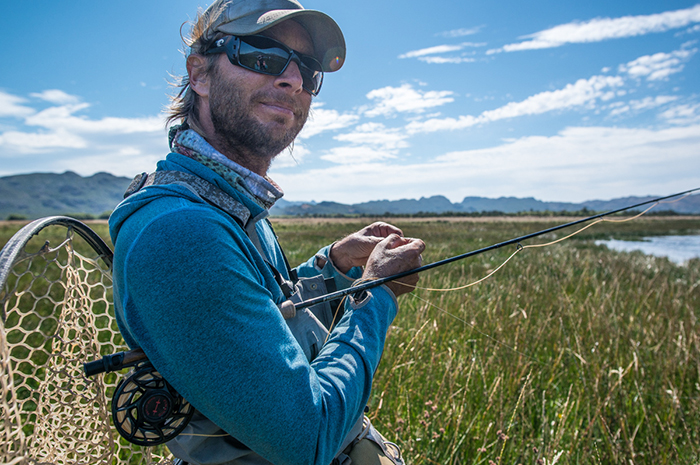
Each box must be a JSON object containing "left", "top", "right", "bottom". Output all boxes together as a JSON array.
[{"left": 84, "top": 348, "right": 148, "bottom": 376}]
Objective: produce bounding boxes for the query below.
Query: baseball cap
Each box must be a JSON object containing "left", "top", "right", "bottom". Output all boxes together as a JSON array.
[{"left": 200, "top": 0, "right": 345, "bottom": 72}]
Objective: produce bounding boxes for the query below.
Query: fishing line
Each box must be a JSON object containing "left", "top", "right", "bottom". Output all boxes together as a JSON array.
[
  {"left": 409, "top": 199, "right": 659, "bottom": 293},
  {"left": 293, "top": 187, "right": 700, "bottom": 312},
  {"left": 390, "top": 195, "right": 682, "bottom": 359},
  {"left": 326, "top": 189, "right": 696, "bottom": 349},
  {"left": 396, "top": 189, "right": 700, "bottom": 415}
]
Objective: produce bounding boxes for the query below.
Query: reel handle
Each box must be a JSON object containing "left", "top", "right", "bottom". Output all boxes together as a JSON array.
[{"left": 84, "top": 348, "right": 148, "bottom": 376}]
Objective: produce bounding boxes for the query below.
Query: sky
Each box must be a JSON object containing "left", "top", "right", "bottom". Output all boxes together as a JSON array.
[{"left": 1, "top": 0, "right": 699, "bottom": 204}]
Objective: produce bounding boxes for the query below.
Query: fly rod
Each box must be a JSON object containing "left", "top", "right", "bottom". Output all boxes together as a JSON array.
[
  {"left": 293, "top": 186, "right": 700, "bottom": 312},
  {"left": 85, "top": 187, "right": 699, "bottom": 375}
]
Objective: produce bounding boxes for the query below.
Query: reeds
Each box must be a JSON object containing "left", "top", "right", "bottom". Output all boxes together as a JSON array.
[{"left": 277, "top": 217, "right": 700, "bottom": 464}]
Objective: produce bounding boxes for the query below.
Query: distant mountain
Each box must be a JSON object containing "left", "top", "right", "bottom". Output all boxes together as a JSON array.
[
  {"left": 0, "top": 172, "right": 132, "bottom": 219},
  {"left": 2, "top": 172, "right": 698, "bottom": 220},
  {"left": 272, "top": 193, "right": 700, "bottom": 216}
]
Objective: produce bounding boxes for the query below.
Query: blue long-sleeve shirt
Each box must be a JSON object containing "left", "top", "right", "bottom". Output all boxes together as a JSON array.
[{"left": 109, "top": 147, "right": 398, "bottom": 465}]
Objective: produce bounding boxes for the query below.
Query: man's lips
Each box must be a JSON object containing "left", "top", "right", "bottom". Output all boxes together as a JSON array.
[{"left": 260, "top": 101, "right": 295, "bottom": 118}]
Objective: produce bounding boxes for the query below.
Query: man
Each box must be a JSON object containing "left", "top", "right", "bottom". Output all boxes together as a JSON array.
[{"left": 108, "top": 1, "right": 425, "bottom": 464}]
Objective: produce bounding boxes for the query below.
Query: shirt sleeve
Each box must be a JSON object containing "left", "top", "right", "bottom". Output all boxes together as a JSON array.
[
  {"left": 295, "top": 244, "right": 363, "bottom": 291},
  {"left": 115, "top": 206, "right": 397, "bottom": 465}
]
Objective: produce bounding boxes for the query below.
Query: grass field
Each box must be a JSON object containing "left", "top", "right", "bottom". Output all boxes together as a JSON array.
[{"left": 1, "top": 215, "right": 699, "bottom": 464}]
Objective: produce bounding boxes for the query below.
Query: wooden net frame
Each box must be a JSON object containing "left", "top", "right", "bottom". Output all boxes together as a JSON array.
[{"left": 0, "top": 217, "right": 173, "bottom": 465}]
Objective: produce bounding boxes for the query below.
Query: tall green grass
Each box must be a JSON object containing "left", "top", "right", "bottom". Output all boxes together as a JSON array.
[
  {"left": 2, "top": 217, "right": 698, "bottom": 464},
  {"left": 275, "top": 217, "right": 700, "bottom": 464}
]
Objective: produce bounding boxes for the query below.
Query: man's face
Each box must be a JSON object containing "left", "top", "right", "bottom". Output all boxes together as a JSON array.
[{"left": 207, "top": 20, "right": 313, "bottom": 161}]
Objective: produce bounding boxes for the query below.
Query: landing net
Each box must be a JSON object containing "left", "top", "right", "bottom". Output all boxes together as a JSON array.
[{"left": 0, "top": 218, "right": 172, "bottom": 465}]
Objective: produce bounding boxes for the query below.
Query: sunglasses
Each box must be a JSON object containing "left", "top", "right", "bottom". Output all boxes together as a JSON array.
[{"left": 204, "top": 35, "right": 324, "bottom": 96}]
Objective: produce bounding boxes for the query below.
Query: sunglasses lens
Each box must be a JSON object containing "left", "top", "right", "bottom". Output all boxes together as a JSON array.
[
  {"left": 299, "top": 58, "right": 323, "bottom": 96},
  {"left": 237, "top": 36, "right": 324, "bottom": 95},
  {"left": 238, "top": 40, "right": 289, "bottom": 75}
]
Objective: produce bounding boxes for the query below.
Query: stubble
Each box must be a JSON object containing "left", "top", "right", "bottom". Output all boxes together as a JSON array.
[{"left": 208, "top": 64, "right": 309, "bottom": 165}]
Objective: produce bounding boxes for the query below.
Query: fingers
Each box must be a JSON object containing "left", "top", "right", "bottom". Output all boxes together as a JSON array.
[
  {"left": 364, "top": 221, "right": 403, "bottom": 239},
  {"left": 380, "top": 233, "right": 404, "bottom": 249},
  {"left": 373, "top": 235, "right": 425, "bottom": 297},
  {"left": 366, "top": 236, "right": 424, "bottom": 274},
  {"left": 375, "top": 235, "right": 425, "bottom": 265},
  {"left": 391, "top": 236, "right": 426, "bottom": 255},
  {"left": 332, "top": 223, "right": 419, "bottom": 275}
]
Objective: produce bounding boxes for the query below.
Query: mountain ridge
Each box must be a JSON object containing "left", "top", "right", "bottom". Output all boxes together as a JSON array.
[{"left": 1, "top": 172, "right": 698, "bottom": 219}]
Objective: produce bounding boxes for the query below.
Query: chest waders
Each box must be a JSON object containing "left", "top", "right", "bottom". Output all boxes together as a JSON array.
[{"left": 86, "top": 171, "right": 404, "bottom": 465}]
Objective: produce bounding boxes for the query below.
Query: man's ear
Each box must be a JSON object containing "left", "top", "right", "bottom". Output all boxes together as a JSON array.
[{"left": 187, "top": 54, "right": 212, "bottom": 98}]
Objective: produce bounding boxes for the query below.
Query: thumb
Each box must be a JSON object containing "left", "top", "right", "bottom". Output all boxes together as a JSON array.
[{"left": 381, "top": 233, "right": 406, "bottom": 250}]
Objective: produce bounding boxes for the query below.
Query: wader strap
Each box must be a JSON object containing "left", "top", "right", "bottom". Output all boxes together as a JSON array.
[
  {"left": 245, "top": 210, "right": 269, "bottom": 258},
  {"left": 125, "top": 171, "right": 363, "bottom": 461},
  {"left": 124, "top": 171, "right": 296, "bottom": 299},
  {"left": 265, "top": 218, "right": 298, "bottom": 283}
]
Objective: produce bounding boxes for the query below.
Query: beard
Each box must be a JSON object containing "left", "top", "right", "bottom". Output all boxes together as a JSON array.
[{"left": 208, "top": 64, "right": 309, "bottom": 162}]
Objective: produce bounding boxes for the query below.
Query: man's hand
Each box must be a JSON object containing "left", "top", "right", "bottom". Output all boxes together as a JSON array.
[
  {"left": 362, "top": 234, "right": 425, "bottom": 298},
  {"left": 329, "top": 222, "right": 405, "bottom": 273}
]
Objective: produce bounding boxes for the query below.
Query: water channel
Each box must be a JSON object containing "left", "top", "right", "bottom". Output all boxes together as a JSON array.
[{"left": 595, "top": 235, "right": 700, "bottom": 265}]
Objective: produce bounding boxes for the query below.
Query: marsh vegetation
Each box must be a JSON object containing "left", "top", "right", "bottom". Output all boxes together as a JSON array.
[{"left": 1, "top": 216, "right": 698, "bottom": 464}]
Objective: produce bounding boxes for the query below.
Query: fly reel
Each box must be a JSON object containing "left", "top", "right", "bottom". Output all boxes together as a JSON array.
[{"left": 85, "top": 349, "right": 194, "bottom": 446}]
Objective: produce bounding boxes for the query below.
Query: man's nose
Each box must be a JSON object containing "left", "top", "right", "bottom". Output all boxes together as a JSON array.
[{"left": 274, "top": 60, "right": 304, "bottom": 95}]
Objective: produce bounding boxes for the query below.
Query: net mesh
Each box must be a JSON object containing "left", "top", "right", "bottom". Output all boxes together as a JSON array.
[{"left": 1, "top": 221, "right": 173, "bottom": 465}]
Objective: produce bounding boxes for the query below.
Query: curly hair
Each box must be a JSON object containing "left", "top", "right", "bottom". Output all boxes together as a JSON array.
[{"left": 165, "top": 2, "right": 229, "bottom": 128}]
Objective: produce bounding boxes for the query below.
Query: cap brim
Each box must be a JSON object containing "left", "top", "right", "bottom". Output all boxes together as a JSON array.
[{"left": 215, "top": 9, "right": 345, "bottom": 72}]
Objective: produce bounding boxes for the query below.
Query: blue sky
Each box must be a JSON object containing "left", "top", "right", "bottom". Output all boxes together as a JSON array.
[{"left": 1, "top": 0, "right": 699, "bottom": 203}]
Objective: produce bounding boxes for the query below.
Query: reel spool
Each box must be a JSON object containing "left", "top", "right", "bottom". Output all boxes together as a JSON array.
[{"left": 112, "top": 361, "right": 194, "bottom": 446}]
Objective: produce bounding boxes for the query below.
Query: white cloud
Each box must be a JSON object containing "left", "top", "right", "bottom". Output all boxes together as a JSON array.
[
  {"left": 631, "top": 95, "right": 679, "bottom": 109},
  {"left": 399, "top": 44, "right": 466, "bottom": 59},
  {"left": 608, "top": 95, "right": 680, "bottom": 116},
  {"left": 23, "top": 103, "right": 162, "bottom": 134},
  {"left": 0, "top": 129, "right": 87, "bottom": 153},
  {"left": 418, "top": 56, "right": 476, "bottom": 64},
  {"left": 49, "top": 140, "right": 165, "bottom": 178},
  {"left": 619, "top": 47, "right": 697, "bottom": 81},
  {"left": 334, "top": 122, "right": 409, "bottom": 151},
  {"left": 493, "top": 4, "right": 700, "bottom": 53},
  {"left": 406, "top": 115, "right": 479, "bottom": 133},
  {"left": 676, "top": 23, "right": 700, "bottom": 36},
  {"left": 0, "top": 89, "right": 166, "bottom": 177},
  {"left": 274, "top": 125, "right": 700, "bottom": 204},
  {"left": 406, "top": 75, "right": 624, "bottom": 133},
  {"left": 399, "top": 42, "right": 486, "bottom": 64},
  {"left": 317, "top": 123, "right": 410, "bottom": 165},
  {"left": 30, "top": 89, "right": 80, "bottom": 105},
  {"left": 364, "top": 84, "right": 454, "bottom": 117},
  {"left": 271, "top": 144, "right": 309, "bottom": 169},
  {"left": 437, "top": 27, "right": 483, "bottom": 38},
  {"left": 481, "top": 76, "right": 624, "bottom": 119},
  {"left": 399, "top": 42, "right": 486, "bottom": 60},
  {"left": 0, "top": 91, "right": 34, "bottom": 118},
  {"left": 298, "top": 102, "right": 359, "bottom": 139},
  {"left": 0, "top": 129, "right": 166, "bottom": 177},
  {"left": 319, "top": 146, "right": 396, "bottom": 165},
  {"left": 659, "top": 103, "right": 700, "bottom": 124}
]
